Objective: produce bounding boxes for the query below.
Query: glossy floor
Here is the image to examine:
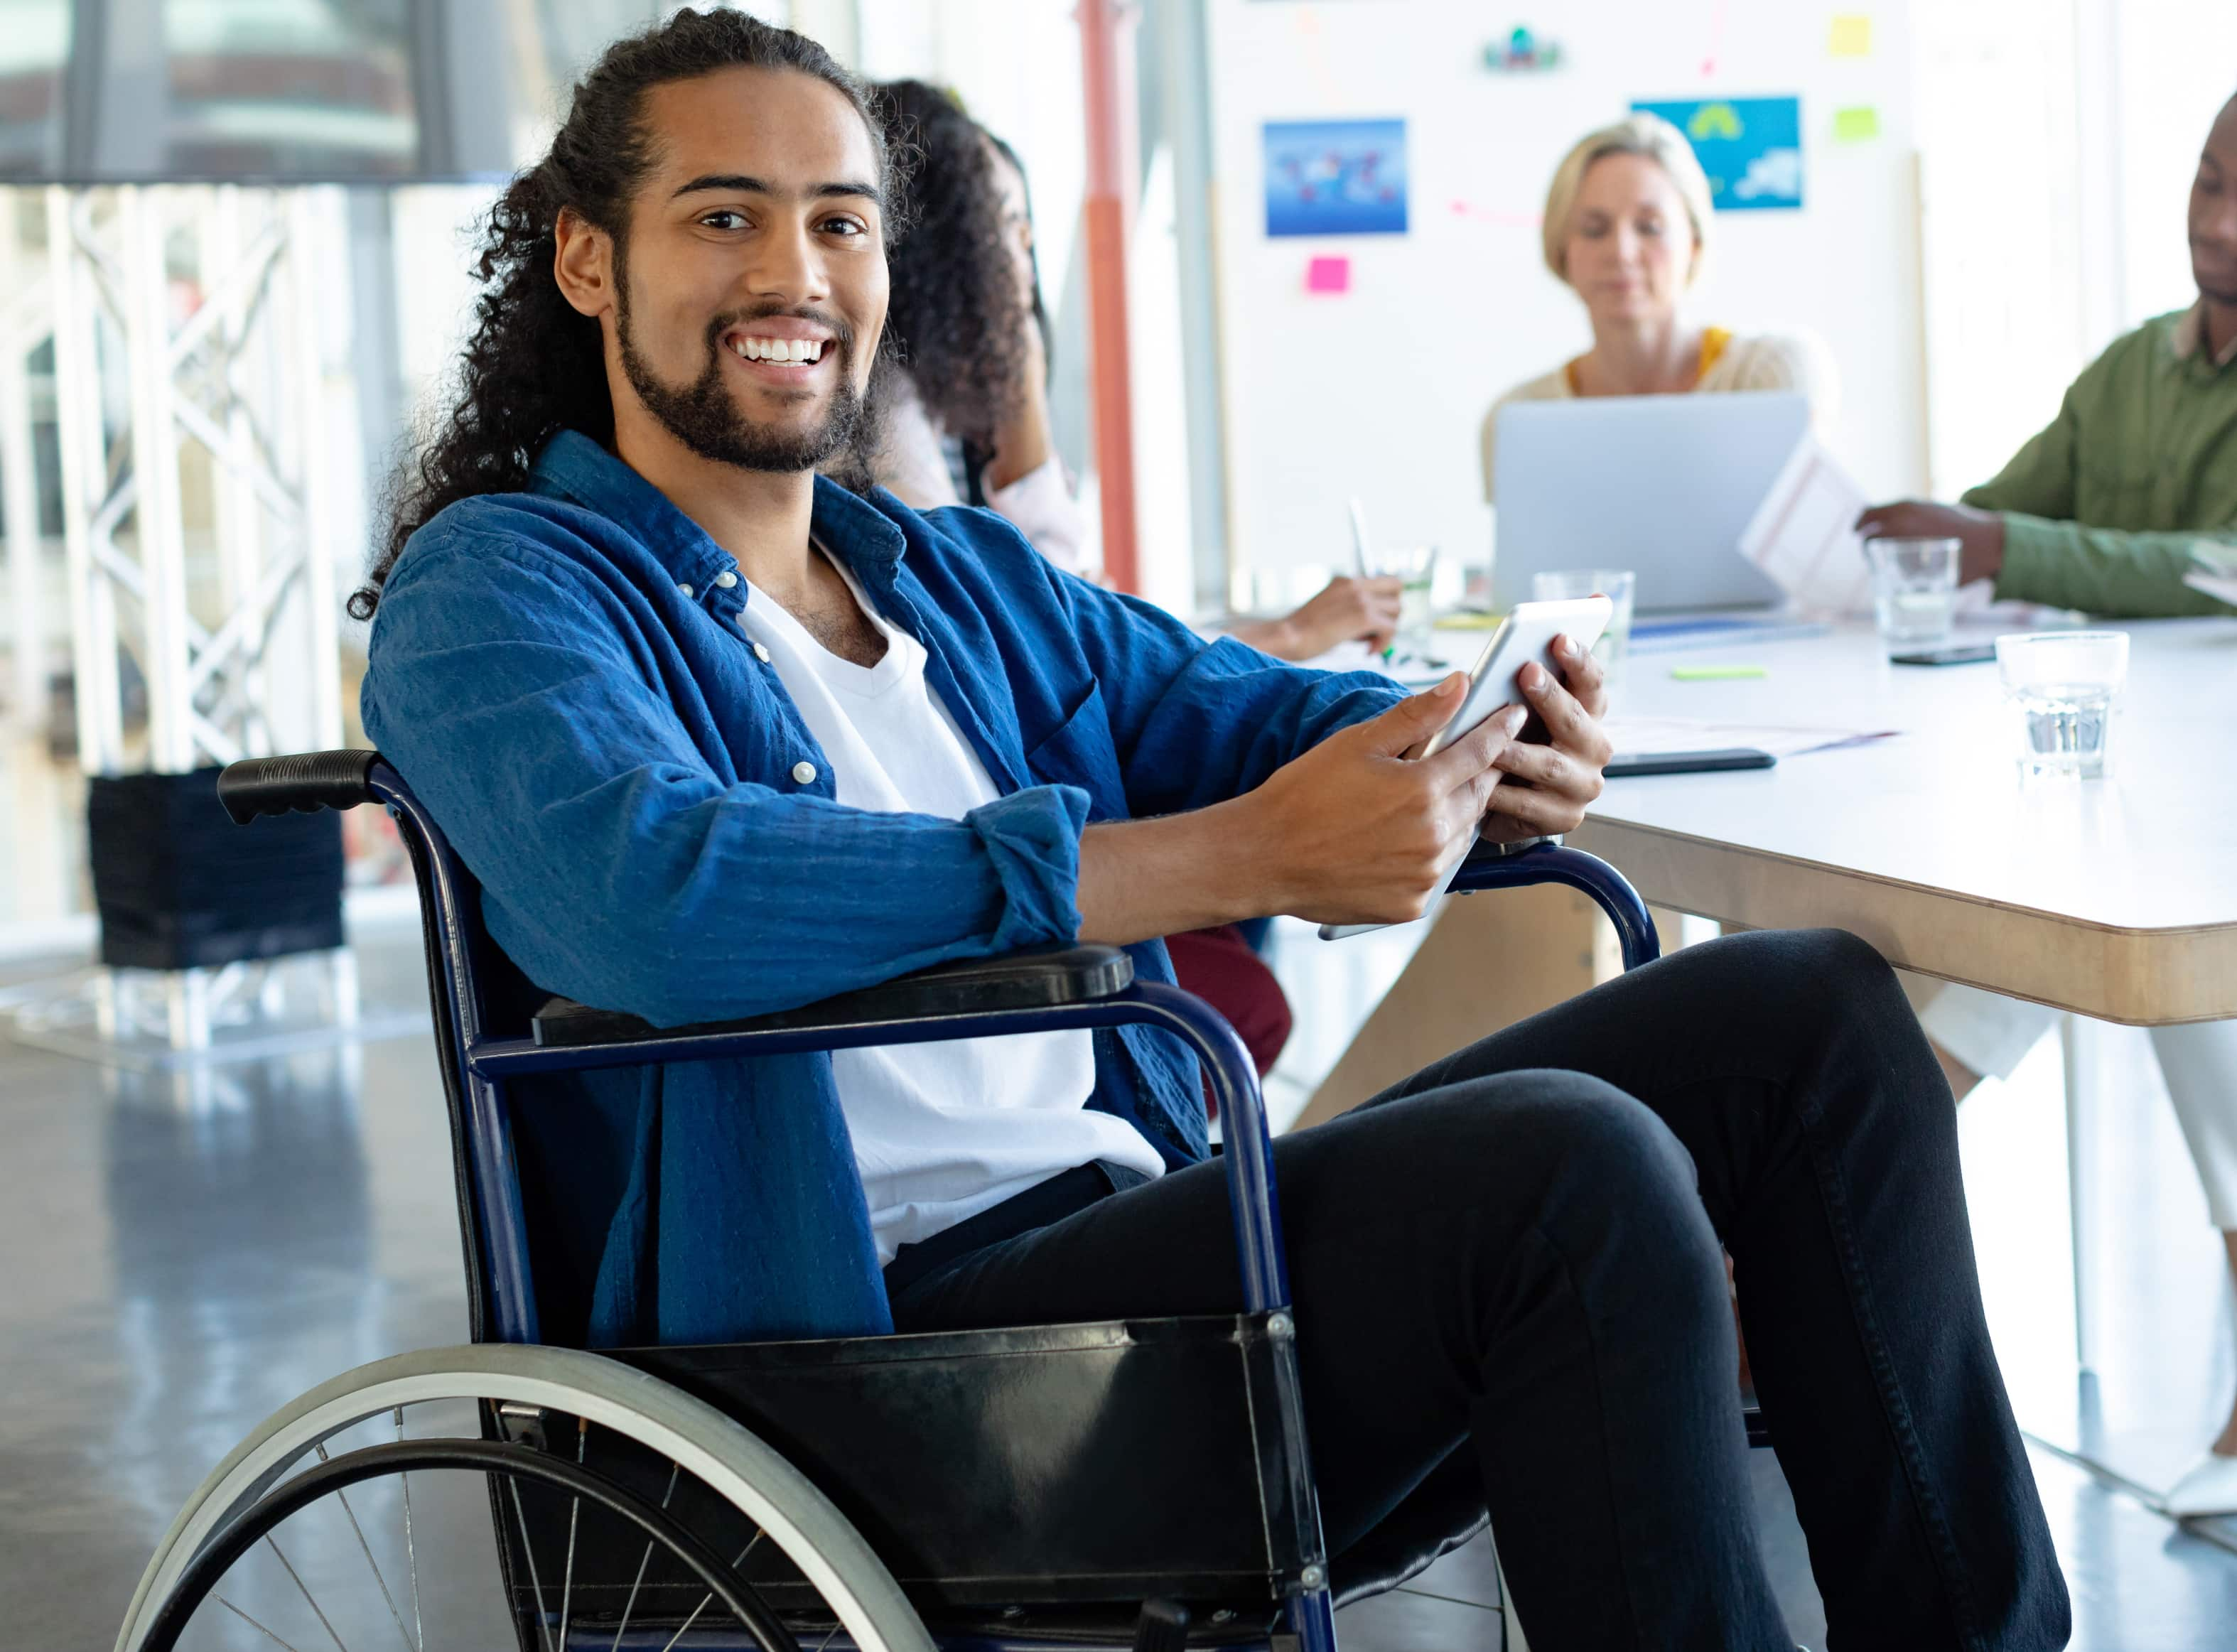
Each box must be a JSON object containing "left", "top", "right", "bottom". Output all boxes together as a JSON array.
[{"left": 5, "top": 923, "right": 2236, "bottom": 1650}]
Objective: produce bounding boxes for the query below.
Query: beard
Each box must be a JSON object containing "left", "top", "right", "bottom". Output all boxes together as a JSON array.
[{"left": 616, "top": 285, "right": 868, "bottom": 474}]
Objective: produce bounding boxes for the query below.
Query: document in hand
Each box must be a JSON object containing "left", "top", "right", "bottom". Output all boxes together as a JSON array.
[{"left": 1738, "top": 436, "right": 1874, "bottom": 616}]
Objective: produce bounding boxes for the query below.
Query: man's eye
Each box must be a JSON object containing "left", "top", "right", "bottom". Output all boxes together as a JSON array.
[
  {"left": 820, "top": 217, "right": 866, "bottom": 237},
  {"left": 700, "top": 210, "right": 746, "bottom": 230}
]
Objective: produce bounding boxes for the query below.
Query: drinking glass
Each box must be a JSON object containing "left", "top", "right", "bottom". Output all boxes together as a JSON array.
[
  {"left": 1371, "top": 545, "right": 1440, "bottom": 664},
  {"left": 1995, "top": 631, "right": 2129, "bottom": 779},
  {"left": 1532, "top": 568, "right": 1636, "bottom": 709},
  {"left": 1866, "top": 538, "right": 1960, "bottom": 650}
]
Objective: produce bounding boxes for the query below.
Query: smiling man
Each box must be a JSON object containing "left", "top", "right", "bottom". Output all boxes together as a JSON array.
[
  {"left": 1859, "top": 90, "right": 2237, "bottom": 611},
  {"left": 355, "top": 12, "right": 2066, "bottom": 1648}
]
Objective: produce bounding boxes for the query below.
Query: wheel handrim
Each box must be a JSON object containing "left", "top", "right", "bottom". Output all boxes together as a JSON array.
[{"left": 117, "top": 1346, "right": 932, "bottom": 1652}]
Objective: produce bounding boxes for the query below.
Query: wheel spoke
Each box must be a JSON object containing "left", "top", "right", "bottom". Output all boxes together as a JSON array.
[
  {"left": 313, "top": 1441, "right": 417, "bottom": 1652},
  {"left": 394, "top": 1409, "right": 424, "bottom": 1652},
  {"left": 507, "top": 1474, "right": 559, "bottom": 1652},
  {"left": 655, "top": 1531, "right": 762, "bottom": 1652},
  {"left": 266, "top": 1533, "right": 352, "bottom": 1652},
  {"left": 217, "top": 1595, "right": 314, "bottom": 1652},
  {"left": 557, "top": 1420, "right": 588, "bottom": 1652},
  {"left": 608, "top": 1462, "right": 680, "bottom": 1652}
]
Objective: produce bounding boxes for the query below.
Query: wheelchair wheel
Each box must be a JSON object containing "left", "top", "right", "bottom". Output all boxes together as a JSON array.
[{"left": 114, "top": 1344, "right": 934, "bottom": 1652}]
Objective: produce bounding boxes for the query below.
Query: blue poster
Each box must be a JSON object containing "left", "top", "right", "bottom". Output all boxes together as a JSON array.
[
  {"left": 1631, "top": 97, "right": 1804, "bottom": 211},
  {"left": 1263, "top": 119, "right": 1408, "bottom": 237}
]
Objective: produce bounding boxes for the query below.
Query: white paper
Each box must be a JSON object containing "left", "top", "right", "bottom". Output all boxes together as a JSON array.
[
  {"left": 1737, "top": 436, "right": 1875, "bottom": 615},
  {"left": 1604, "top": 715, "right": 1898, "bottom": 762},
  {"left": 2185, "top": 569, "right": 2237, "bottom": 608}
]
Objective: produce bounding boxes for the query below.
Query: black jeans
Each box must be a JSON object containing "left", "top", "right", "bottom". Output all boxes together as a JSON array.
[{"left": 886, "top": 929, "right": 2070, "bottom": 1651}]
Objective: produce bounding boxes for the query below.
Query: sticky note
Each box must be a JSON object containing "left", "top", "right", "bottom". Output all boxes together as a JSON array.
[
  {"left": 1832, "top": 106, "right": 1881, "bottom": 144},
  {"left": 1305, "top": 255, "right": 1351, "bottom": 296},
  {"left": 1671, "top": 664, "right": 1768, "bottom": 681},
  {"left": 1828, "top": 14, "right": 1872, "bottom": 57}
]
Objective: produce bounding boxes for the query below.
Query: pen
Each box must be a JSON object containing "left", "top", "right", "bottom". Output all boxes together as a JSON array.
[
  {"left": 1670, "top": 664, "right": 1769, "bottom": 681},
  {"left": 1347, "top": 497, "right": 1398, "bottom": 663}
]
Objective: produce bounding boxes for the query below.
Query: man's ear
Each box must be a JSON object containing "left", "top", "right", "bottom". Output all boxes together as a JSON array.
[{"left": 554, "top": 207, "right": 616, "bottom": 320}]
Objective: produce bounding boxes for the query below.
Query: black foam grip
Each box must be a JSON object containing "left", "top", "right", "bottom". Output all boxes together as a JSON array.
[{"left": 216, "top": 750, "right": 383, "bottom": 824}]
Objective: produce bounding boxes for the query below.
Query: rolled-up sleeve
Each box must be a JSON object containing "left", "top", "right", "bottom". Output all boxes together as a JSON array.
[
  {"left": 362, "top": 534, "right": 1091, "bottom": 1027},
  {"left": 1047, "top": 569, "right": 1407, "bottom": 816}
]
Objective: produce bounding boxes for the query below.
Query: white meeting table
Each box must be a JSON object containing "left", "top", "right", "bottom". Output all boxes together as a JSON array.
[
  {"left": 1570, "top": 617, "right": 2237, "bottom": 1025},
  {"left": 1564, "top": 614, "right": 2237, "bottom": 1529}
]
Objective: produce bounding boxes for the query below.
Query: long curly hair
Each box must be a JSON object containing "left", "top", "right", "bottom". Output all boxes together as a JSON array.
[
  {"left": 877, "top": 79, "right": 1042, "bottom": 452},
  {"left": 351, "top": 9, "right": 898, "bottom": 620}
]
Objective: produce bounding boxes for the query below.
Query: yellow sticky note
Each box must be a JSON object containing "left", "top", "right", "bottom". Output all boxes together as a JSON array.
[
  {"left": 1832, "top": 105, "right": 1882, "bottom": 143},
  {"left": 1828, "top": 14, "right": 1872, "bottom": 57}
]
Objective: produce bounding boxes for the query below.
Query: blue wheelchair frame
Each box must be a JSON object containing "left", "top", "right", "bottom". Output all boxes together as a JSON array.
[{"left": 224, "top": 751, "right": 1663, "bottom": 1652}]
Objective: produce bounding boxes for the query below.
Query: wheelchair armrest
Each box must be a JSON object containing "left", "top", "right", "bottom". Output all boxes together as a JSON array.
[
  {"left": 1449, "top": 838, "right": 1661, "bottom": 971},
  {"left": 530, "top": 943, "right": 1135, "bottom": 1049}
]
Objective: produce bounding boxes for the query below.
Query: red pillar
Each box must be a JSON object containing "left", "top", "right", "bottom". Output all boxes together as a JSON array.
[{"left": 1077, "top": 0, "right": 1141, "bottom": 593}]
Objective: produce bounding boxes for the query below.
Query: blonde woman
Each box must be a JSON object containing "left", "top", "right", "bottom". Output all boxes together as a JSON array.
[{"left": 1482, "top": 112, "right": 1838, "bottom": 498}]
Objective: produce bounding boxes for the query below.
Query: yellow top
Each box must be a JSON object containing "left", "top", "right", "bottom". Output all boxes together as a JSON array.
[{"left": 1563, "top": 327, "right": 1735, "bottom": 395}]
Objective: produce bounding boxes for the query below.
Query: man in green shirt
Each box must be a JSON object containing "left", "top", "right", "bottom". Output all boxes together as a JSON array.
[
  {"left": 1858, "top": 90, "right": 2237, "bottom": 1521},
  {"left": 1858, "top": 90, "right": 2237, "bottom": 612}
]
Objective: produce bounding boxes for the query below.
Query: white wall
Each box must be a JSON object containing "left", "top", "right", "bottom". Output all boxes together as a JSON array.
[{"left": 1205, "top": 0, "right": 1924, "bottom": 602}]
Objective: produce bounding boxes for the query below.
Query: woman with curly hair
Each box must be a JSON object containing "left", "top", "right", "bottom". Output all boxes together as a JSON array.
[{"left": 873, "top": 79, "right": 1402, "bottom": 664}]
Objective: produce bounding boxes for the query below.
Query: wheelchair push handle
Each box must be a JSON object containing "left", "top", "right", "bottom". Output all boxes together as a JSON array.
[{"left": 217, "top": 749, "right": 384, "bottom": 824}]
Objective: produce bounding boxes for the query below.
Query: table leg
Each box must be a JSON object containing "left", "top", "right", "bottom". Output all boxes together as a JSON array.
[{"left": 2061, "top": 1013, "right": 2101, "bottom": 1375}]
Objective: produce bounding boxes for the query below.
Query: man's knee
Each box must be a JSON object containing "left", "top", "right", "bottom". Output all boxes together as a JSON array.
[
  {"left": 1429, "top": 1069, "right": 1703, "bottom": 1222},
  {"left": 1698, "top": 927, "right": 1911, "bottom": 1049}
]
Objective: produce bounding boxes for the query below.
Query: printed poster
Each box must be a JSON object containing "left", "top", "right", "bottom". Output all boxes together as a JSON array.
[
  {"left": 1631, "top": 96, "right": 1804, "bottom": 211},
  {"left": 1263, "top": 119, "right": 1408, "bottom": 237}
]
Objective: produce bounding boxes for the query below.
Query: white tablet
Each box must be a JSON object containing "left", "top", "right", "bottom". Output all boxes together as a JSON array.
[{"left": 1319, "top": 594, "right": 1612, "bottom": 941}]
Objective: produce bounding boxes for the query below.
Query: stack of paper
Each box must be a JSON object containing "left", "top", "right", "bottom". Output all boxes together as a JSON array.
[{"left": 1604, "top": 716, "right": 1898, "bottom": 762}]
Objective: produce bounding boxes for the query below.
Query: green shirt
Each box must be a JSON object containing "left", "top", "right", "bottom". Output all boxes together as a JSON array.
[{"left": 1966, "top": 306, "right": 2237, "bottom": 617}]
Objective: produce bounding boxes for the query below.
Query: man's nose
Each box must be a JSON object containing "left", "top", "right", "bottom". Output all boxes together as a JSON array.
[{"left": 746, "top": 217, "right": 828, "bottom": 303}]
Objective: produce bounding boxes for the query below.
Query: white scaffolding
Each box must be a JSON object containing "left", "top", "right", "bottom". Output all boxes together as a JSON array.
[
  {"left": 0, "top": 201, "right": 53, "bottom": 736},
  {"left": 43, "top": 183, "right": 346, "bottom": 775},
  {"left": 4, "top": 185, "right": 366, "bottom": 1069}
]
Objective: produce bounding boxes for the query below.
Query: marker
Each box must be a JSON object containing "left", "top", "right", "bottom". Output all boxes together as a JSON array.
[{"left": 1671, "top": 664, "right": 1769, "bottom": 681}]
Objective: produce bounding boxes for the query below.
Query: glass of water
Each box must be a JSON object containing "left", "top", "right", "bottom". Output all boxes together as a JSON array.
[
  {"left": 1533, "top": 568, "right": 1636, "bottom": 710},
  {"left": 1866, "top": 537, "right": 1961, "bottom": 650},
  {"left": 1995, "top": 631, "right": 2129, "bottom": 779},
  {"left": 1372, "top": 545, "right": 1440, "bottom": 664}
]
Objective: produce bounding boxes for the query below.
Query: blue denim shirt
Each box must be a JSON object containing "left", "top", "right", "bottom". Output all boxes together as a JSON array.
[{"left": 361, "top": 430, "right": 1403, "bottom": 1347}]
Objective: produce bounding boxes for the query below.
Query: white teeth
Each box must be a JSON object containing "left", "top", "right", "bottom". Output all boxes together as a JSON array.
[{"left": 729, "top": 336, "right": 824, "bottom": 363}]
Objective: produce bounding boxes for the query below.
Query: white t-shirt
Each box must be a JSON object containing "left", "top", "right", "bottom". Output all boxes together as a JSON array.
[{"left": 735, "top": 555, "right": 1163, "bottom": 1265}]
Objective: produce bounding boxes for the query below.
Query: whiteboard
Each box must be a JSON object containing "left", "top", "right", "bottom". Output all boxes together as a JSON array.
[{"left": 1204, "top": 0, "right": 1925, "bottom": 603}]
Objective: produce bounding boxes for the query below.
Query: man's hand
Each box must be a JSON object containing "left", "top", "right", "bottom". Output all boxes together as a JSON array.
[
  {"left": 1855, "top": 500, "right": 2007, "bottom": 586},
  {"left": 1256, "top": 575, "right": 1405, "bottom": 660},
  {"left": 1241, "top": 674, "right": 1526, "bottom": 925},
  {"left": 1483, "top": 635, "right": 1613, "bottom": 842}
]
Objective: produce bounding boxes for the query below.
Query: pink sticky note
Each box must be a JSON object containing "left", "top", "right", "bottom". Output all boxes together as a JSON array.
[{"left": 1305, "top": 254, "right": 1351, "bottom": 295}]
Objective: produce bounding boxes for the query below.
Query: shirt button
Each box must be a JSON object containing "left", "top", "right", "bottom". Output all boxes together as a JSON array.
[
  {"left": 713, "top": 570, "right": 738, "bottom": 589},
  {"left": 791, "top": 761, "right": 818, "bottom": 785},
  {"left": 753, "top": 642, "right": 772, "bottom": 663},
  {"left": 676, "top": 582, "right": 694, "bottom": 598}
]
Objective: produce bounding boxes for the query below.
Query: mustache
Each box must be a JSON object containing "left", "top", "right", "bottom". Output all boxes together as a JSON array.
[{"left": 702, "top": 303, "right": 857, "bottom": 360}]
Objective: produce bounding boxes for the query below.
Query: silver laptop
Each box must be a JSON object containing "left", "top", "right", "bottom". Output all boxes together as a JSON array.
[{"left": 1491, "top": 392, "right": 1809, "bottom": 613}]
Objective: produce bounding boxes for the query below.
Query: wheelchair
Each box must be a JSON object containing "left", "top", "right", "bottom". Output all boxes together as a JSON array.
[{"left": 117, "top": 748, "right": 1754, "bottom": 1652}]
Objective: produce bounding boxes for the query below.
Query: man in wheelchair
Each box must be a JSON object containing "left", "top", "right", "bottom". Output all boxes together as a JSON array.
[{"left": 349, "top": 11, "right": 2068, "bottom": 1648}]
